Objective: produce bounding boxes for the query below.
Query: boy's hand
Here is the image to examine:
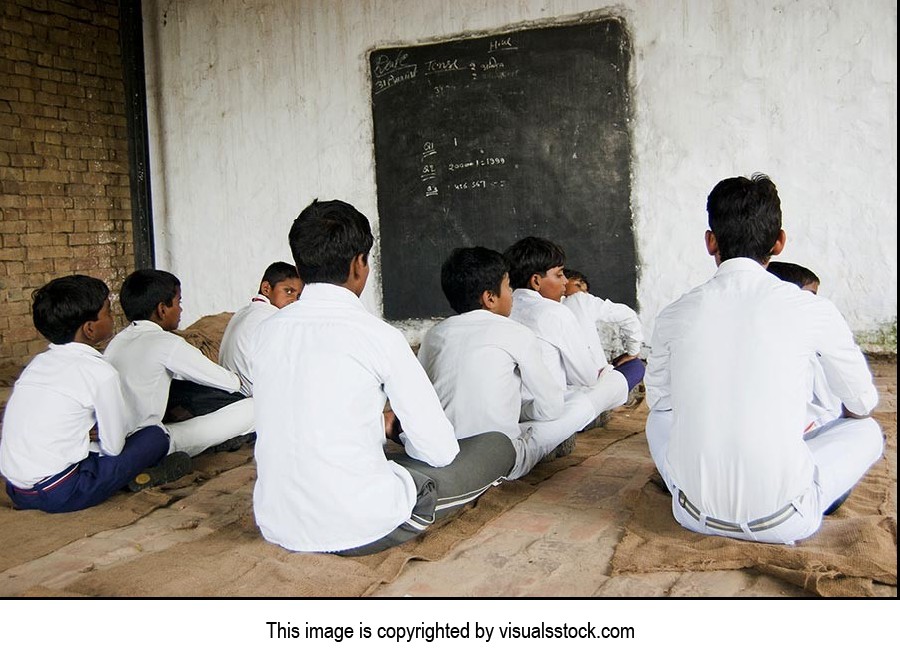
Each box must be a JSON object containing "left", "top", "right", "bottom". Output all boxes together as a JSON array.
[
  {"left": 88, "top": 424, "right": 99, "bottom": 442},
  {"left": 383, "top": 410, "right": 403, "bottom": 443},
  {"left": 612, "top": 353, "right": 637, "bottom": 367}
]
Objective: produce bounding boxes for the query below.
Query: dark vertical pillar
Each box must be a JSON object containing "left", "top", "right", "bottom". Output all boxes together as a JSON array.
[{"left": 118, "top": 0, "right": 155, "bottom": 269}]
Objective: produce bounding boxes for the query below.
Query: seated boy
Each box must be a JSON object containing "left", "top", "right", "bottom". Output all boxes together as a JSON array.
[
  {"left": 252, "top": 199, "right": 516, "bottom": 555},
  {"left": 766, "top": 261, "right": 842, "bottom": 433},
  {"left": 0, "top": 276, "right": 191, "bottom": 513},
  {"left": 418, "top": 247, "right": 596, "bottom": 479},
  {"left": 503, "top": 237, "right": 630, "bottom": 428},
  {"left": 104, "top": 269, "right": 255, "bottom": 457},
  {"left": 645, "top": 174, "right": 882, "bottom": 544},
  {"left": 219, "top": 261, "right": 302, "bottom": 394},
  {"left": 562, "top": 268, "right": 645, "bottom": 389}
]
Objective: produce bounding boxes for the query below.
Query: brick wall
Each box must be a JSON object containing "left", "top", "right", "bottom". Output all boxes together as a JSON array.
[{"left": 0, "top": 0, "right": 135, "bottom": 368}]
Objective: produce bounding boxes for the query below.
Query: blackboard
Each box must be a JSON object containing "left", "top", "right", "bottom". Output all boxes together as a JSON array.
[{"left": 370, "top": 17, "right": 635, "bottom": 319}]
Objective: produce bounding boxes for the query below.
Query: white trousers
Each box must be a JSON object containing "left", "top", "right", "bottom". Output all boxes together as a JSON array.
[
  {"left": 578, "top": 367, "right": 628, "bottom": 418},
  {"left": 507, "top": 390, "right": 596, "bottom": 480},
  {"left": 165, "top": 397, "right": 255, "bottom": 457},
  {"left": 646, "top": 409, "right": 883, "bottom": 544}
]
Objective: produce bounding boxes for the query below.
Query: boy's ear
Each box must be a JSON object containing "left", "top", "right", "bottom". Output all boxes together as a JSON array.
[
  {"left": 705, "top": 230, "right": 719, "bottom": 257},
  {"left": 528, "top": 273, "right": 541, "bottom": 291},
  {"left": 346, "top": 253, "right": 369, "bottom": 296},
  {"left": 81, "top": 319, "right": 99, "bottom": 342},
  {"left": 155, "top": 301, "right": 170, "bottom": 321},
  {"left": 770, "top": 229, "right": 786, "bottom": 257},
  {"left": 260, "top": 281, "right": 272, "bottom": 297},
  {"left": 480, "top": 289, "right": 495, "bottom": 311}
]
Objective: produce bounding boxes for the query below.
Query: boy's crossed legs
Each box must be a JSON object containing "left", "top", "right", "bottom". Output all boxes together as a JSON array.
[{"left": 338, "top": 432, "right": 515, "bottom": 556}]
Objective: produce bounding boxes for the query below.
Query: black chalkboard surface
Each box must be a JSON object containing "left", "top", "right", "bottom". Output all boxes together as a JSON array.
[{"left": 370, "top": 17, "right": 635, "bottom": 320}]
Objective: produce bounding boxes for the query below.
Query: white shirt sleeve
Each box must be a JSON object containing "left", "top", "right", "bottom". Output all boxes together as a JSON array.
[
  {"left": 644, "top": 319, "right": 672, "bottom": 412},
  {"left": 516, "top": 332, "right": 565, "bottom": 422},
  {"left": 166, "top": 336, "right": 242, "bottom": 394},
  {"left": 385, "top": 333, "right": 459, "bottom": 467},
  {"left": 814, "top": 298, "right": 878, "bottom": 416},
  {"left": 94, "top": 368, "right": 130, "bottom": 456}
]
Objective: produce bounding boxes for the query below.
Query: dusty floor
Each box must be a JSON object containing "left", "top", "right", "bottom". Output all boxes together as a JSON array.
[{"left": 0, "top": 358, "right": 895, "bottom": 598}]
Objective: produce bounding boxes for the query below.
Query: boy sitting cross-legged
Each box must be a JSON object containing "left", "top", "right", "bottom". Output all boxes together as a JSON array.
[
  {"left": 1, "top": 276, "right": 190, "bottom": 513},
  {"left": 252, "top": 200, "right": 517, "bottom": 555},
  {"left": 503, "top": 237, "right": 632, "bottom": 440},
  {"left": 418, "top": 247, "right": 595, "bottom": 478},
  {"left": 104, "top": 269, "right": 255, "bottom": 457}
]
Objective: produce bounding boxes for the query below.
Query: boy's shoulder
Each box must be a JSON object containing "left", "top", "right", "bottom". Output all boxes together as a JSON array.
[{"left": 18, "top": 343, "right": 117, "bottom": 388}]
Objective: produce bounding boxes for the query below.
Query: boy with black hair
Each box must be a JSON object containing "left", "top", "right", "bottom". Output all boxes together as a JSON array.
[
  {"left": 1, "top": 276, "right": 190, "bottom": 513},
  {"left": 105, "top": 269, "right": 255, "bottom": 457},
  {"left": 418, "top": 247, "right": 595, "bottom": 479},
  {"left": 503, "top": 237, "right": 630, "bottom": 433},
  {"left": 645, "top": 174, "right": 882, "bottom": 544},
  {"left": 766, "top": 260, "right": 820, "bottom": 293},
  {"left": 219, "top": 261, "right": 302, "bottom": 394},
  {"left": 252, "top": 200, "right": 516, "bottom": 555},
  {"left": 562, "top": 268, "right": 645, "bottom": 386}
]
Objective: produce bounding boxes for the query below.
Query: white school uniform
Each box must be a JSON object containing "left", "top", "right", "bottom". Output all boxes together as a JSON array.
[
  {"left": 251, "top": 283, "right": 459, "bottom": 553},
  {"left": 219, "top": 294, "right": 277, "bottom": 395},
  {"left": 509, "top": 288, "right": 628, "bottom": 417},
  {"left": 0, "top": 343, "right": 130, "bottom": 488},
  {"left": 562, "top": 291, "right": 644, "bottom": 360},
  {"left": 645, "top": 258, "right": 882, "bottom": 544},
  {"left": 417, "top": 310, "right": 595, "bottom": 478},
  {"left": 104, "top": 321, "right": 254, "bottom": 456}
]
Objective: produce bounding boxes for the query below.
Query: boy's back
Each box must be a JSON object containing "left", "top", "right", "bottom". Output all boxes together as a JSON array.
[
  {"left": 252, "top": 283, "right": 458, "bottom": 552},
  {"left": 510, "top": 287, "right": 601, "bottom": 388},
  {"left": 1, "top": 343, "right": 127, "bottom": 488},
  {"left": 105, "top": 320, "right": 242, "bottom": 431},
  {"left": 418, "top": 309, "right": 563, "bottom": 441},
  {"left": 649, "top": 259, "right": 878, "bottom": 523}
]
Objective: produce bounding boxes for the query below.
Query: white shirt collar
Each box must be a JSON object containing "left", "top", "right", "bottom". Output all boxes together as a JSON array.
[
  {"left": 714, "top": 257, "right": 768, "bottom": 277},
  {"left": 299, "top": 282, "right": 364, "bottom": 307},
  {"left": 48, "top": 342, "right": 102, "bottom": 358}
]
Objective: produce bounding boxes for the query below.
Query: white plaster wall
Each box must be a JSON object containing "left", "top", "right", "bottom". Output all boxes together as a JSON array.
[{"left": 143, "top": 0, "right": 897, "bottom": 348}]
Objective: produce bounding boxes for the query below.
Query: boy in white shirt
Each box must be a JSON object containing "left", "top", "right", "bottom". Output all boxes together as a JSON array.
[
  {"left": 219, "top": 261, "right": 301, "bottom": 394},
  {"left": 1, "top": 276, "right": 190, "bottom": 513},
  {"left": 503, "top": 237, "right": 630, "bottom": 437},
  {"left": 252, "top": 200, "right": 515, "bottom": 556},
  {"left": 562, "top": 268, "right": 645, "bottom": 391},
  {"left": 105, "top": 269, "right": 255, "bottom": 457},
  {"left": 418, "top": 247, "right": 595, "bottom": 479},
  {"left": 645, "top": 174, "right": 882, "bottom": 544}
]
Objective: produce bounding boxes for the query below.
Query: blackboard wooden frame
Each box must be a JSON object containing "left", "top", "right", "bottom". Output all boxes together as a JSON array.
[{"left": 370, "top": 16, "right": 635, "bottom": 319}]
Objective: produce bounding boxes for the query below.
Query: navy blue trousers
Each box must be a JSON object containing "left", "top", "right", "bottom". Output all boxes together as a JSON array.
[
  {"left": 615, "top": 358, "right": 646, "bottom": 392},
  {"left": 5, "top": 426, "right": 169, "bottom": 513}
]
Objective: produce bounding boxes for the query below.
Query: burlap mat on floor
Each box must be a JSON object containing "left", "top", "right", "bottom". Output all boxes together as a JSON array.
[
  {"left": 611, "top": 366, "right": 897, "bottom": 598},
  {"left": 0, "top": 484, "right": 174, "bottom": 574},
  {"left": 27, "top": 419, "right": 641, "bottom": 597}
]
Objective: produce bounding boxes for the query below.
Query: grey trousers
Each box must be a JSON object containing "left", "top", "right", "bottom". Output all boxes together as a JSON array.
[{"left": 336, "top": 431, "right": 515, "bottom": 556}]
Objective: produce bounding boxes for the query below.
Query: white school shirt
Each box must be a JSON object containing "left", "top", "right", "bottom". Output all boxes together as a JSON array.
[
  {"left": 251, "top": 283, "right": 459, "bottom": 553},
  {"left": 418, "top": 309, "right": 565, "bottom": 441},
  {"left": 563, "top": 291, "right": 644, "bottom": 358},
  {"left": 218, "top": 295, "right": 277, "bottom": 395},
  {"left": 645, "top": 258, "right": 877, "bottom": 523},
  {"left": 509, "top": 288, "right": 602, "bottom": 389},
  {"left": 0, "top": 343, "right": 130, "bottom": 488},
  {"left": 104, "top": 320, "right": 242, "bottom": 432}
]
